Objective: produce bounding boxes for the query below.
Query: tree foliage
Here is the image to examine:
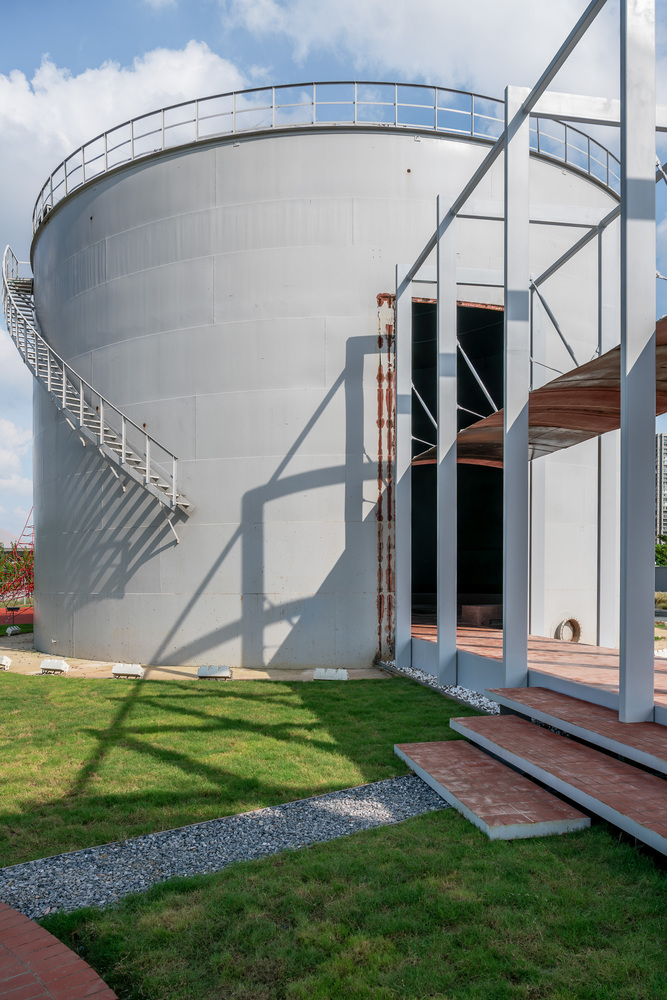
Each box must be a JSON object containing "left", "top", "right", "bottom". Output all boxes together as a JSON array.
[{"left": 656, "top": 535, "right": 667, "bottom": 566}]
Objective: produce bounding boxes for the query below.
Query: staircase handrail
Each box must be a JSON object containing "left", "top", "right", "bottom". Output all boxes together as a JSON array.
[{"left": 2, "top": 245, "right": 184, "bottom": 508}]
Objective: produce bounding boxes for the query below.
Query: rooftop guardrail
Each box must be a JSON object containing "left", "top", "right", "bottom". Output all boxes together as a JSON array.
[{"left": 32, "top": 81, "right": 621, "bottom": 233}]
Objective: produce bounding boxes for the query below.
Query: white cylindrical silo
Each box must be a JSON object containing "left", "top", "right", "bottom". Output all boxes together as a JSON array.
[{"left": 28, "top": 84, "right": 620, "bottom": 665}]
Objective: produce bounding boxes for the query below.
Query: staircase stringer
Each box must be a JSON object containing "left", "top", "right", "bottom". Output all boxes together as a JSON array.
[{"left": 2, "top": 245, "right": 193, "bottom": 515}]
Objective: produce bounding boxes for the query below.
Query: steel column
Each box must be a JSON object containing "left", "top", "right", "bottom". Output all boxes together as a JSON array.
[
  {"left": 619, "top": 0, "right": 656, "bottom": 721},
  {"left": 503, "top": 86, "right": 531, "bottom": 687},
  {"left": 436, "top": 197, "right": 458, "bottom": 684},
  {"left": 395, "top": 266, "right": 413, "bottom": 669},
  {"left": 597, "top": 222, "right": 620, "bottom": 648}
]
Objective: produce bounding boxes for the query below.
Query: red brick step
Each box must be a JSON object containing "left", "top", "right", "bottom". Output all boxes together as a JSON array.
[
  {"left": 450, "top": 715, "right": 667, "bottom": 855},
  {"left": 394, "top": 740, "right": 589, "bottom": 840},
  {"left": 486, "top": 687, "right": 667, "bottom": 775}
]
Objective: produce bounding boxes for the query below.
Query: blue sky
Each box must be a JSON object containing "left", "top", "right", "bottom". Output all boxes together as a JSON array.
[{"left": 1, "top": 0, "right": 666, "bottom": 536}]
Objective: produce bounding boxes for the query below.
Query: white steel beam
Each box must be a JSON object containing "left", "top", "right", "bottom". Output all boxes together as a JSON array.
[
  {"left": 395, "top": 266, "right": 413, "bottom": 669},
  {"left": 533, "top": 206, "right": 620, "bottom": 288},
  {"left": 402, "top": 0, "right": 609, "bottom": 288},
  {"left": 533, "top": 92, "right": 621, "bottom": 126},
  {"left": 436, "top": 197, "right": 458, "bottom": 685},
  {"left": 619, "top": 0, "right": 656, "bottom": 722},
  {"left": 522, "top": 0, "right": 609, "bottom": 113},
  {"left": 503, "top": 86, "right": 531, "bottom": 688},
  {"left": 597, "top": 222, "right": 621, "bottom": 648},
  {"left": 532, "top": 91, "right": 667, "bottom": 131}
]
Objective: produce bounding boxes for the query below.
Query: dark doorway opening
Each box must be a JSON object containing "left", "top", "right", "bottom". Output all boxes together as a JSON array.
[{"left": 411, "top": 301, "right": 504, "bottom": 615}]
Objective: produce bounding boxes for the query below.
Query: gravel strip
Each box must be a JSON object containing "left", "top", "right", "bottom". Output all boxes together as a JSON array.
[
  {"left": 0, "top": 776, "right": 446, "bottom": 919},
  {"left": 381, "top": 660, "right": 500, "bottom": 714}
]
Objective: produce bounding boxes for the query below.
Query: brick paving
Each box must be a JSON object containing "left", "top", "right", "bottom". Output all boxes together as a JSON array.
[
  {"left": 488, "top": 687, "right": 667, "bottom": 770},
  {"left": 0, "top": 902, "right": 116, "bottom": 999},
  {"left": 412, "top": 620, "right": 667, "bottom": 710},
  {"left": 450, "top": 715, "right": 667, "bottom": 851},
  {"left": 395, "top": 740, "right": 589, "bottom": 839}
]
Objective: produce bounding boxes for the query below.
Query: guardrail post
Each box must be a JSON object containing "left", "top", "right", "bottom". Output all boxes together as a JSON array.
[
  {"left": 145, "top": 434, "right": 151, "bottom": 485},
  {"left": 172, "top": 457, "right": 178, "bottom": 503},
  {"left": 121, "top": 417, "right": 127, "bottom": 464},
  {"left": 99, "top": 400, "right": 105, "bottom": 444}
]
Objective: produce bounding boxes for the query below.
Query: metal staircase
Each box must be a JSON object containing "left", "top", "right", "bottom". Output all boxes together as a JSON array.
[{"left": 1, "top": 246, "right": 192, "bottom": 515}]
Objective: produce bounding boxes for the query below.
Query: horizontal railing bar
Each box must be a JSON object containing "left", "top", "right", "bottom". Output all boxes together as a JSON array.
[{"left": 32, "top": 80, "right": 621, "bottom": 233}]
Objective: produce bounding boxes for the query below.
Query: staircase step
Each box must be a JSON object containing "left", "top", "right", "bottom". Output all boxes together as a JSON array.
[
  {"left": 3, "top": 252, "right": 192, "bottom": 516},
  {"left": 487, "top": 687, "right": 667, "bottom": 775},
  {"left": 450, "top": 715, "right": 667, "bottom": 854},
  {"left": 394, "top": 740, "right": 589, "bottom": 840}
]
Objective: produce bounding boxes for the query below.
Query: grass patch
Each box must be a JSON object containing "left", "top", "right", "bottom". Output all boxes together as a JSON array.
[
  {"left": 0, "top": 674, "right": 479, "bottom": 867},
  {"left": 3, "top": 622, "right": 33, "bottom": 635},
  {"left": 43, "top": 812, "right": 666, "bottom": 1000},
  {"left": 655, "top": 592, "right": 667, "bottom": 610}
]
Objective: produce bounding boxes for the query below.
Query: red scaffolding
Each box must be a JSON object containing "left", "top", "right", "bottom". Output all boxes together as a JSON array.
[{"left": 0, "top": 508, "right": 34, "bottom": 607}]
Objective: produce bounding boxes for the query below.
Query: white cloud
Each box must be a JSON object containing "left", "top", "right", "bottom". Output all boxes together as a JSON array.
[
  {"left": 0, "top": 42, "right": 246, "bottom": 259},
  {"left": 0, "top": 418, "right": 32, "bottom": 536},
  {"left": 0, "top": 42, "right": 246, "bottom": 534},
  {"left": 227, "top": 0, "right": 667, "bottom": 103}
]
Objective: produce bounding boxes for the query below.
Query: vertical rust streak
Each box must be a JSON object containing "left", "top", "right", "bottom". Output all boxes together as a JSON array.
[
  {"left": 377, "top": 342, "right": 385, "bottom": 656},
  {"left": 385, "top": 315, "right": 396, "bottom": 653}
]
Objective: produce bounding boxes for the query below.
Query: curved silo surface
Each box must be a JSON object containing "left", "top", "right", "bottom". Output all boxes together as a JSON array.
[{"left": 29, "top": 84, "right": 621, "bottom": 665}]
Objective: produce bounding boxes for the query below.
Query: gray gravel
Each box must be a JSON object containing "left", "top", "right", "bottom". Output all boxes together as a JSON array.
[
  {"left": 0, "top": 776, "right": 447, "bottom": 919},
  {"left": 381, "top": 660, "right": 500, "bottom": 714}
]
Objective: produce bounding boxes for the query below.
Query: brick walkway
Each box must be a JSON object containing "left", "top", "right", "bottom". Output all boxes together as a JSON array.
[
  {"left": 411, "top": 620, "right": 667, "bottom": 710},
  {"left": 395, "top": 740, "right": 589, "bottom": 840},
  {"left": 0, "top": 902, "right": 116, "bottom": 999}
]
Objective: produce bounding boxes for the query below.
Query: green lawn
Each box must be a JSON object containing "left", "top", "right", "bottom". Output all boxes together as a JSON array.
[
  {"left": 44, "top": 812, "right": 666, "bottom": 1000},
  {"left": 0, "top": 674, "right": 479, "bottom": 867}
]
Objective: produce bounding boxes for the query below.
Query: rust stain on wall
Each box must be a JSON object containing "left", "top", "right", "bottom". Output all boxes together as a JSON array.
[{"left": 376, "top": 293, "right": 396, "bottom": 660}]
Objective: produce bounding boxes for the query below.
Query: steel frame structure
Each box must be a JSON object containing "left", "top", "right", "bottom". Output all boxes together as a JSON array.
[{"left": 395, "top": 0, "right": 659, "bottom": 723}]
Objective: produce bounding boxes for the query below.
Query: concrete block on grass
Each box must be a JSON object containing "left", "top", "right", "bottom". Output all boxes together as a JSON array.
[
  {"left": 40, "top": 659, "right": 69, "bottom": 675},
  {"left": 197, "top": 665, "right": 232, "bottom": 679},
  {"left": 112, "top": 663, "right": 145, "bottom": 679}
]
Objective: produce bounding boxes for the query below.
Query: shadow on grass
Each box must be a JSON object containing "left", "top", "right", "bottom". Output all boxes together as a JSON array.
[{"left": 0, "top": 677, "right": 480, "bottom": 866}]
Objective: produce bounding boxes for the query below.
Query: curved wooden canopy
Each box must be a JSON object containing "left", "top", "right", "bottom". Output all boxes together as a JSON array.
[{"left": 413, "top": 316, "right": 667, "bottom": 469}]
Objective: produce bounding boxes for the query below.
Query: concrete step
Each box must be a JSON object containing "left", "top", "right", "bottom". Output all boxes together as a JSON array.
[
  {"left": 450, "top": 715, "right": 667, "bottom": 855},
  {"left": 394, "top": 739, "right": 589, "bottom": 841},
  {"left": 487, "top": 687, "right": 667, "bottom": 775}
]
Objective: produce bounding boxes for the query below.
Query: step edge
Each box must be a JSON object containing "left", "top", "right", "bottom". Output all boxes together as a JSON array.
[
  {"left": 449, "top": 719, "right": 667, "bottom": 854},
  {"left": 485, "top": 692, "right": 667, "bottom": 775},
  {"left": 527, "top": 669, "right": 619, "bottom": 711},
  {"left": 393, "top": 745, "right": 590, "bottom": 841}
]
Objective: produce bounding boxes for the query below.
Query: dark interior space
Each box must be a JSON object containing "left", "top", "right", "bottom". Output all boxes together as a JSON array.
[{"left": 411, "top": 301, "right": 504, "bottom": 609}]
